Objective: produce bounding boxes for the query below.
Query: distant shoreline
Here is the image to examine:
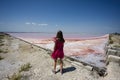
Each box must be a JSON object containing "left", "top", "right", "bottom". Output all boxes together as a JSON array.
[{"left": 6, "top": 32, "right": 108, "bottom": 40}]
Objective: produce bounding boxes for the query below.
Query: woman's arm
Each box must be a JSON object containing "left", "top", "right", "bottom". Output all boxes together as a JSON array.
[{"left": 54, "top": 41, "right": 57, "bottom": 51}]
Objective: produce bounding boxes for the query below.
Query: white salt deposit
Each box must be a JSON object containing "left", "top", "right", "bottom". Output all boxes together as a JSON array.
[
  {"left": 21, "top": 37, "right": 107, "bottom": 67},
  {"left": 74, "top": 54, "right": 106, "bottom": 67}
]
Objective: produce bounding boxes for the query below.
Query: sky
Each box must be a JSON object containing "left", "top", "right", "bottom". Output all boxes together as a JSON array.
[{"left": 0, "top": 0, "right": 120, "bottom": 34}]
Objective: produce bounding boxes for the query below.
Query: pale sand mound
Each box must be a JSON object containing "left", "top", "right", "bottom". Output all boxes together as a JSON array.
[{"left": 0, "top": 33, "right": 119, "bottom": 80}]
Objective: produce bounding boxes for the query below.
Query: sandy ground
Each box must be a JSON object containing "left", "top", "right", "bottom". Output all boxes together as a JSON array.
[{"left": 0, "top": 33, "right": 119, "bottom": 80}]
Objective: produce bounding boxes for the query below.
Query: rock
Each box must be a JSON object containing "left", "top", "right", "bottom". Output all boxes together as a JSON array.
[
  {"left": 104, "top": 62, "right": 120, "bottom": 80},
  {"left": 84, "top": 66, "right": 93, "bottom": 71},
  {"left": 107, "top": 49, "right": 117, "bottom": 56},
  {"left": 106, "top": 55, "right": 120, "bottom": 65},
  {"left": 71, "top": 61, "right": 83, "bottom": 67},
  {"left": 92, "top": 67, "right": 107, "bottom": 77},
  {"left": 98, "top": 68, "right": 107, "bottom": 76}
]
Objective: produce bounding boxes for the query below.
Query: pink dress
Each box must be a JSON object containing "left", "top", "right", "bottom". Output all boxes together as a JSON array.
[{"left": 51, "top": 38, "right": 64, "bottom": 60}]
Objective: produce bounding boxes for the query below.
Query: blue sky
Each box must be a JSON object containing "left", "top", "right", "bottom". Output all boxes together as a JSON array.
[{"left": 0, "top": 0, "right": 120, "bottom": 34}]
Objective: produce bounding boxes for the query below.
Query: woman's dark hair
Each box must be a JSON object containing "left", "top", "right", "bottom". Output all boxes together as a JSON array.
[{"left": 56, "top": 30, "right": 65, "bottom": 42}]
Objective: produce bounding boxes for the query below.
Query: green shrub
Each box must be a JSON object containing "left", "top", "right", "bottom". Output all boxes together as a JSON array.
[
  {"left": 0, "top": 49, "right": 8, "bottom": 53},
  {"left": 19, "top": 63, "right": 31, "bottom": 72},
  {"left": 7, "top": 73, "right": 22, "bottom": 80},
  {"left": 109, "top": 34, "right": 112, "bottom": 40},
  {"left": 7, "top": 63, "right": 32, "bottom": 80},
  {"left": 0, "top": 49, "right": 3, "bottom": 53},
  {"left": 0, "top": 56, "right": 4, "bottom": 60},
  {"left": 0, "top": 35, "right": 5, "bottom": 39},
  {"left": 0, "top": 43, "right": 4, "bottom": 46},
  {"left": 109, "top": 40, "right": 113, "bottom": 44}
]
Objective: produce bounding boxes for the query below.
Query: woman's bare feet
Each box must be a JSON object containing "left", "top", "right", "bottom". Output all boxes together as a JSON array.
[
  {"left": 60, "top": 69, "right": 63, "bottom": 75},
  {"left": 52, "top": 69, "right": 56, "bottom": 74}
]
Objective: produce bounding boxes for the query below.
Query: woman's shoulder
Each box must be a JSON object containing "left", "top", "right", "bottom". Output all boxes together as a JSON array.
[
  {"left": 52, "top": 37, "right": 65, "bottom": 43},
  {"left": 57, "top": 38, "right": 65, "bottom": 43},
  {"left": 52, "top": 37, "right": 58, "bottom": 42}
]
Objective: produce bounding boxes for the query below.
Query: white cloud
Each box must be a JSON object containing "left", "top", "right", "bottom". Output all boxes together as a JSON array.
[
  {"left": 31, "top": 22, "right": 36, "bottom": 25},
  {"left": 25, "top": 22, "right": 31, "bottom": 25},
  {"left": 38, "top": 24, "right": 48, "bottom": 26},
  {"left": 25, "top": 22, "right": 48, "bottom": 26}
]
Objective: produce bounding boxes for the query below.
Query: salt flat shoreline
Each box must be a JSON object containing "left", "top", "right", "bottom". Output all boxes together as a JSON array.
[
  {"left": 0, "top": 32, "right": 119, "bottom": 80},
  {"left": 9, "top": 33, "right": 107, "bottom": 67},
  {"left": 17, "top": 33, "right": 108, "bottom": 68}
]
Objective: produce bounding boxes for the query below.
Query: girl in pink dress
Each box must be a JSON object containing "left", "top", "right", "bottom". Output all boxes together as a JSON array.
[{"left": 51, "top": 30, "right": 65, "bottom": 74}]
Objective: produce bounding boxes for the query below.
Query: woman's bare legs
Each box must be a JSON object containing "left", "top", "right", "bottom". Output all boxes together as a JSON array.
[
  {"left": 60, "top": 59, "right": 63, "bottom": 74},
  {"left": 53, "top": 59, "right": 57, "bottom": 73}
]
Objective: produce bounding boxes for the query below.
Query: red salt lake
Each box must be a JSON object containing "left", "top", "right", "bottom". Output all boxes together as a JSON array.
[{"left": 8, "top": 32, "right": 108, "bottom": 67}]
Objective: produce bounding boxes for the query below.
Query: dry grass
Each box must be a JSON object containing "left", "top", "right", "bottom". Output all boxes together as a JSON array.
[
  {"left": 7, "top": 73, "right": 22, "bottom": 80},
  {"left": 7, "top": 63, "right": 32, "bottom": 80},
  {"left": 0, "top": 56, "right": 4, "bottom": 60},
  {"left": 0, "top": 49, "right": 8, "bottom": 53},
  {"left": 0, "top": 34, "right": 5, "bottom": 39},
  {"left": 0, "top": 49, "right": 3, "bottom": 53},
  {"left": 109, "top": 34, "right": 113, "bottom": 44},
  {"left": 109, "top": 33, "right": 120, "bottom": 44},
  {"left": 19, "top": 63, "right": 32, "bottom": 72},
  {"left": 113, "top": 44, "right": 120, "bottom": 48},
  {"left": 109, "top": 40, "right": 113, "bottom": 44},
  {"left": 0, "top": 43, "right": 4, "bottom": 46}
]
